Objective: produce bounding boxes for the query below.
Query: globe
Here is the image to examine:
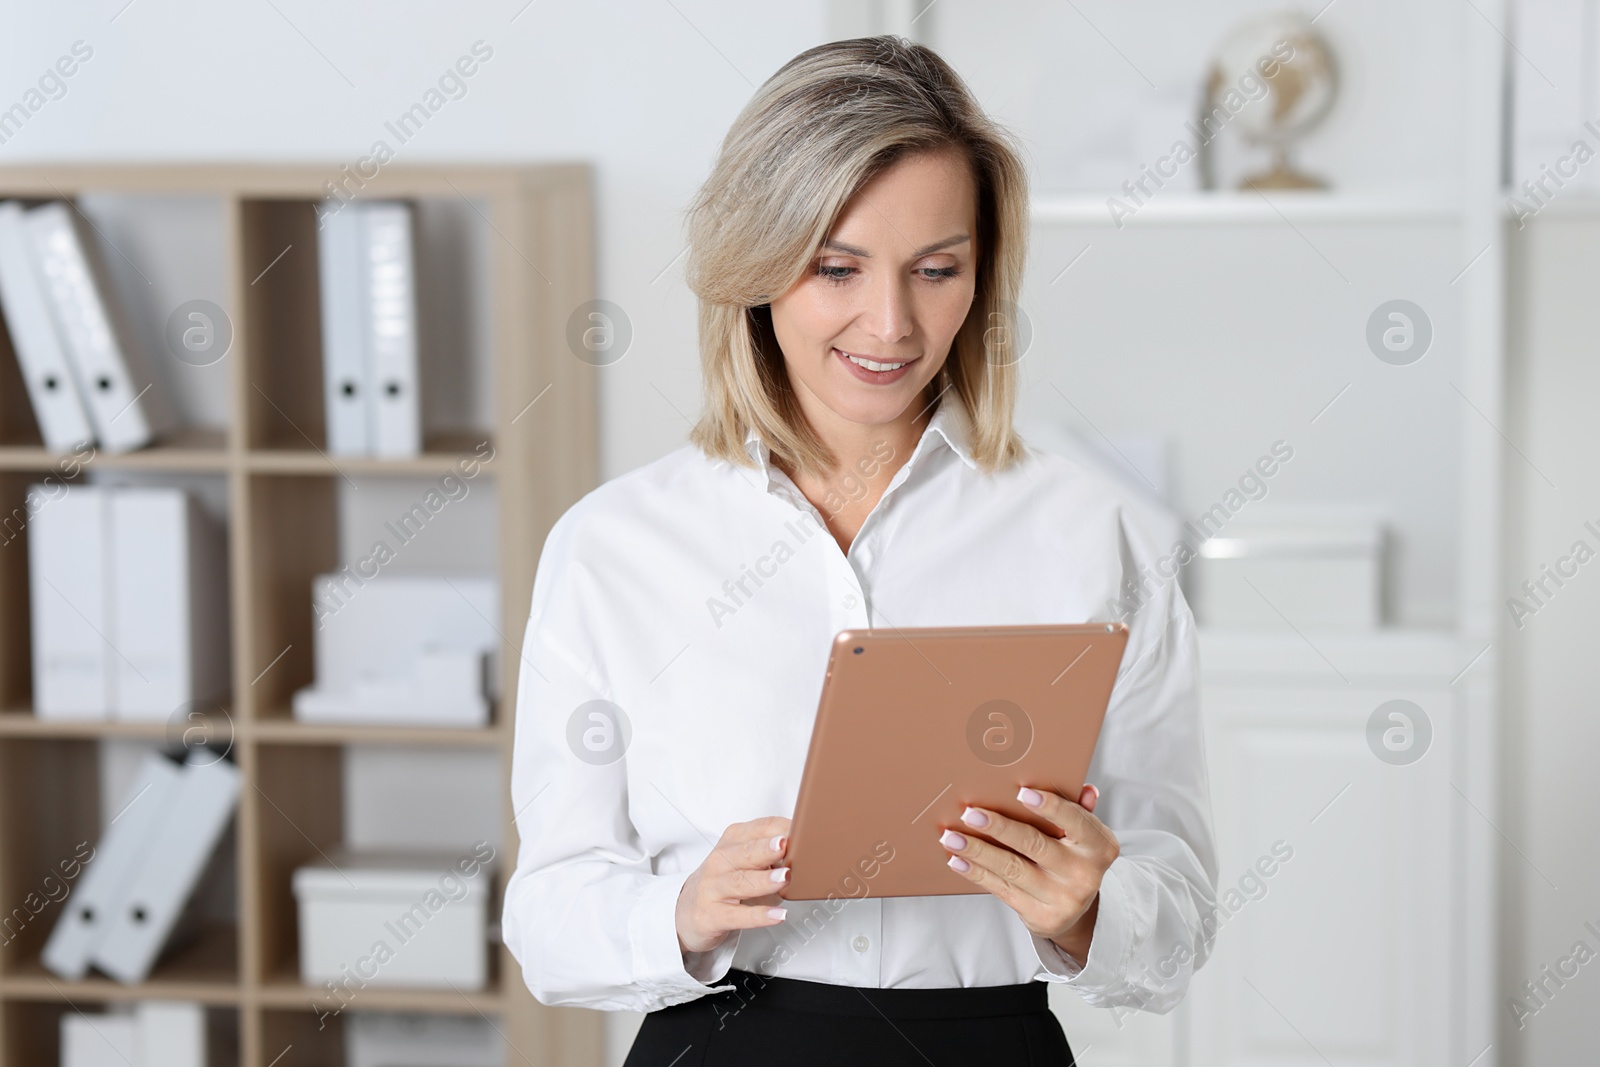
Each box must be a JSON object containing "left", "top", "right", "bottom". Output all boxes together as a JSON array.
[{"left": 1205, "top": 11, "right": 1339, "bottom": 188}]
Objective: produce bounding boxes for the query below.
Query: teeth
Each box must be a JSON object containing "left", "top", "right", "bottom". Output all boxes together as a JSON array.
[{"left": 840, "top": 350, "right": 907, "bottom": 372}]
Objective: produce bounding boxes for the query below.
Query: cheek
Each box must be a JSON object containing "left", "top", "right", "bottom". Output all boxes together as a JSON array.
[
  {"left": 771, "top": 285, "right": 849, "bottom": 351},
  {"left": 922, "top": 281, "right": 977, "bottom": 341}
]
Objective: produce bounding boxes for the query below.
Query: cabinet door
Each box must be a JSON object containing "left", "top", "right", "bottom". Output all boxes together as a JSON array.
[{"left": 1184, "top": 684, "right": 1455, "bottom": 1067}]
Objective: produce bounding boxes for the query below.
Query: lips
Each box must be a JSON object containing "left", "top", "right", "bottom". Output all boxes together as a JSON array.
[{"left": 833, "top": 347, "right": 917, "bottom": 384}]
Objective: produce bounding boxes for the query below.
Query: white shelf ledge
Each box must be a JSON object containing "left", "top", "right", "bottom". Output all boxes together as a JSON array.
[{"left": 1032, "top": 191, "right": 1464, "bottom": 227}]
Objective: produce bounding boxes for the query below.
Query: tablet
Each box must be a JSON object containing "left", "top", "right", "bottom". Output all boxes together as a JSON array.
[{"left": 780, "top": 623, "right": 1129, "bottom": 900}]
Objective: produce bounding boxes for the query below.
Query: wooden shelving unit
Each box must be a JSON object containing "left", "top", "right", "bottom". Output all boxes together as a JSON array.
[{"left": 0, "top": 165, "right": 603, "bottom": 1066}]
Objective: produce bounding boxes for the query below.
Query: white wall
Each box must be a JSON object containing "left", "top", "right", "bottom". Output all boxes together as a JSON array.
[{"left": 1502, "top": 209, "right": 1600, "bottom": 1063}]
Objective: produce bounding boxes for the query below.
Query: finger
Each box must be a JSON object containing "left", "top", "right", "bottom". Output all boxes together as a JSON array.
[
  {"left": 712, "top": 820, "right": 793, "bottom": 872},
  {"left": 1078, "top": 783, "right": 1099, "bottom": 813},
  {"left": 711, "top": 900, "right": 790, "bottom": 931},
  {"left": 1016, "top": 786, "right": 1115, "bottom": 853},
  {"left": 939, "top": 826, "right": 1050, "bottom": 901},
  {"left": 957, "top": 805, "right": 1068, "bottom": 878},
  {"left": 724, "top": 816, "right": 792, "bottom": 846},
  {"left": 715, "top": 863, "right": 792, "bottom": 901},
  {"left": 939, "top": 828, "right": 1045, "bottom": 915}
]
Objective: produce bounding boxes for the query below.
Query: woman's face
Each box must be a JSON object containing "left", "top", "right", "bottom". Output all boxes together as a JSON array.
[{"left": 770, "top": 147, "right": 979, "bottom": 433}]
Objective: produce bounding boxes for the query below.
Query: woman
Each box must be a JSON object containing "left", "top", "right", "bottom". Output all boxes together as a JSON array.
[{"left": 503, "top": 35, "right": 1218, "bottom": 1067}]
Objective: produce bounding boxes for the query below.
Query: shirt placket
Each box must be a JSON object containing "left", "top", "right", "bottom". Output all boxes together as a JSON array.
[{"left": 760, "top": 443, "right": 931, "bottom": 988}]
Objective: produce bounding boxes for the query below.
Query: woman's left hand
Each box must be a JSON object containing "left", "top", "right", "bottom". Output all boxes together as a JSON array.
[{"left": 937, "top": 783, "right": 1118, "bottom": 965}]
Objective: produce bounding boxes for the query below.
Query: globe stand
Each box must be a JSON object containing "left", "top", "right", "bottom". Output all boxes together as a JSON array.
[{"left": 1238, "top": 145, "right": 1325, "bottom": 190}]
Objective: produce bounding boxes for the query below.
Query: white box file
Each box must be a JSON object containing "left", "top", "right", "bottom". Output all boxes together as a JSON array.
[{"left": 293, "top": 849, "right": 493, "bottom": 989}]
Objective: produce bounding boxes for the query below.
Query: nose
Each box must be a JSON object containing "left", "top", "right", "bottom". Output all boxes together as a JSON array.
[{"left": 862, "top": 271, "right": 914, "bottom": 345}]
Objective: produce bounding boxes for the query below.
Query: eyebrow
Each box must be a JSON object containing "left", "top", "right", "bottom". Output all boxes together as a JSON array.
[{"left": 822, "top": 233, "right": 970, "bottom": 258}]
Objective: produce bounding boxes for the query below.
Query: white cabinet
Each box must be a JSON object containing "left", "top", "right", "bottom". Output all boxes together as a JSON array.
[
  {"left": 1048, "top": 630, "right": 1478, "bottom": 1067},
  {"left": 1185, "top": 674, "right": 1457, "bottom": 1066}
]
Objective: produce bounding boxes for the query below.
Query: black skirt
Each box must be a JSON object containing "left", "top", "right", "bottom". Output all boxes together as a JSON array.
[{"left": 621, "top": 968, "right": 1077, "bottom": 1067}]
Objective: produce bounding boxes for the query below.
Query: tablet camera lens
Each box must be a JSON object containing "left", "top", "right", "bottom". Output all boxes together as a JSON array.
[{"left": 853, "top": 646, "right": 864, "bottom": 654}]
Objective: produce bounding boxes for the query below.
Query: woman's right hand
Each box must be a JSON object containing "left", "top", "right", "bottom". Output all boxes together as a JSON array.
[{"left": 675, "top": 816, "right": 793, "bottom": 956}]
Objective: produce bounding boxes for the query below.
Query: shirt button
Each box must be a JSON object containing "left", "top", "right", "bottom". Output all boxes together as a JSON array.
[
  {"left": 852, "top": 935, "right": 870, "bottom": 953},
  {"left": 843, "top": 594, "right": 858, "bottom": 608}
]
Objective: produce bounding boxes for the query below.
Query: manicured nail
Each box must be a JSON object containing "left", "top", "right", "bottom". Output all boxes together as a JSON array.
[
  {"left": 1086, "top": 784, "right": 1100, "bottom": 802},
  {"left": 770, "top": 867, "right": 790, "bottom": 883},
  {"left": 767, "top": 907, "right": 788, "bottom": 921},
  {"left": 940, "top": 829, "right": 967, "bottom": 850},
  {"left": 1017, "top": 786, "right": 1043, "bottom": 808},
  {"left": 947, "top": 855, "right": 971, "bottom": 873},
  {"left": 771, "top": 835, "right": 787, "bottom": 853},
  {"left": 960, "top": 806, "right": 990, "bottom": 828}
]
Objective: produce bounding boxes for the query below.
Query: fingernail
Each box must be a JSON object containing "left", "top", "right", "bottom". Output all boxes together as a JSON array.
[
  {"left": 960, "top": 806, "right": 989, "bottom": 828},
  {"left": 771, "top": 835, "right": 787, "bottom": 853},
  {"left": 1087, "top": 784, "right": 1100, "bottom": 801},
  {"left": 767, "top": 907, "right": 787, "bottom": 921},
  {"left": 947, "top": 854, "right": 971, "bottom": 873},
  {"left": 770, "top": 866, "right": 790, "bottom": 883},
  {"left": 940, "top": 829, "right": 967, "bottom": 850},
  {"left": 1017, "top": 786, "right": 1043, "bottom": 808}
]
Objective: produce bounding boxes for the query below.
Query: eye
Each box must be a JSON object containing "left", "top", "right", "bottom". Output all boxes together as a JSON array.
[
  {"left": 816, "top": 264, "right": 856, "bottom": 283},
  {"left": 919, "top": 266, "right": 960, "bottom": 281}
]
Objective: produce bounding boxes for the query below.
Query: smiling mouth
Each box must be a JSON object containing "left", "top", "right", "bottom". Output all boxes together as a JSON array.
[{"left": 836, "top": 348, "right": 916, "bottom": 372}]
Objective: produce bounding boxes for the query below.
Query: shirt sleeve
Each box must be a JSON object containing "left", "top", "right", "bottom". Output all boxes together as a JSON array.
[
  {"left": 1028, "top": 507, "right": 1221, "bottom": 1015},
  {"left": 500, "top": 506, "right": 738, "bottom": 1012}
]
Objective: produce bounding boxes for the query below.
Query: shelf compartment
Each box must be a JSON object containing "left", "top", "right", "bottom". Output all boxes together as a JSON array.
[{"left": 239, "top": 197, "right": 496, "bottom": 457}]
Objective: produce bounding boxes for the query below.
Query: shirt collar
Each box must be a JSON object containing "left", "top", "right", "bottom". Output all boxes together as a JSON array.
[{"left": 741, "top": 393, "right": 978, "bottom": 475}]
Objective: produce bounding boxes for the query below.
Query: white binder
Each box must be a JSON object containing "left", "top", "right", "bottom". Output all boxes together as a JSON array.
[
  {"left": 136, "top": 1000, "right": 207, "bottom": 1067},
  {"left": 29, "top": 483, "right": 111, "bottom": 718},
  {"left": 0, "top": 201, "right": 94, "bottom": 452},
  {"left": 317, "top": 202, "right": 370, "bottom": 456},
  {"left": 362, "top": 202, "right": 421, "bottom": 457},
  {"left": 42, "top": 752, "right": 185, "bottom": 979},
  {"left": 60, "top": 1013, "right": 138, "bottom": 1067},
  {"left": 110, "top": 488, "right": 230, "bottom": 721},
  {"left": 24, "top": 201, "right": 170, "bottom": 454},
  {"left": 92, "top": 750, "right": 240, "bottom": 984}
]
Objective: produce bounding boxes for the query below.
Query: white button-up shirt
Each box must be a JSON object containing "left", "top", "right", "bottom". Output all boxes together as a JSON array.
[{"left": 503, "top": 397, "right": 1219, "bottom": 1015}]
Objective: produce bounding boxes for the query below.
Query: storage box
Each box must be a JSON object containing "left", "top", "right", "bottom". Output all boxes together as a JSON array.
[
  {"left": 346, "top": 1012, "right": 504, "bottom": 1067},
  {"left": 1196, "top": 524, "right": 1384, "bottom": 629},
  {"left": 292, "top": 848, "right": 493, "bottom": 989},
  {"left": 292, "top": 575, "right": 498, "bottom": 727}
]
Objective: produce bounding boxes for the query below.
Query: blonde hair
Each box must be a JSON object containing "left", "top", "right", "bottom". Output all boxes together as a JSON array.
[{"left": 685, "top": 35, "right": 1030, "bottom": 478}]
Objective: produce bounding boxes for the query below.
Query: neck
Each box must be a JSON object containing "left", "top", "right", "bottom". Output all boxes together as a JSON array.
[{"left": 789, "top": 385, "right": 937, "bottom": 486}]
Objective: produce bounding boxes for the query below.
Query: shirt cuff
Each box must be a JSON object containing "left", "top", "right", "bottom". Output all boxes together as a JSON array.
[
  {"left": 628, "top": 867, "right": 740, "bottom": 1004},
  {"left": 1032, "top": 857, "right": 1134, "bottom": 990}
]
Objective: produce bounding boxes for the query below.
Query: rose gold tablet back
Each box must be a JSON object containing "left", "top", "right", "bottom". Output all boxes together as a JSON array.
[{"left": 780, "top": 623, "right": 1129, "bottom": 900}]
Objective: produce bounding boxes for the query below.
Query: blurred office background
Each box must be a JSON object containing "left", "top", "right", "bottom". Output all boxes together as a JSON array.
[{"left": 0, "top": 1, "right": 1593, "bottom": 1064}]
